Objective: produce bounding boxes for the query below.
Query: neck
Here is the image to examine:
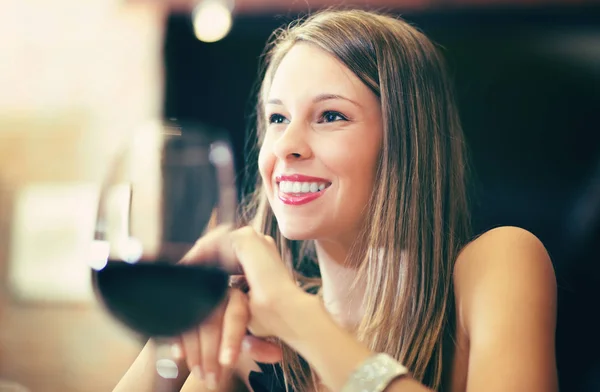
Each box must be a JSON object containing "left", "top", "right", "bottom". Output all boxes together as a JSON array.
[{"left": 314, "top": 240, "right": 366, "bottom": 330}]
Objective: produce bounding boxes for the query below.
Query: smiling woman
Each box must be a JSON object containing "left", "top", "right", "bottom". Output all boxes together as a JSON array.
[
  {"left": 116, "top": 8, "right": 558, "bottom": 392},
  {"left": 240, "top": 10, "right": 472, "bottom": 390}
]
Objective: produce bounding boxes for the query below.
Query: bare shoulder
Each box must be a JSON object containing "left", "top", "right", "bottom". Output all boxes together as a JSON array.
[
  {"left": 454, "top": 226, "right": 557, "bottom": 323},
  {"left": 454, "top": 226, "right": 556, "bottom": 302},
  {"left": 452, "top": 226, "right": 558, "bottom": 391}
]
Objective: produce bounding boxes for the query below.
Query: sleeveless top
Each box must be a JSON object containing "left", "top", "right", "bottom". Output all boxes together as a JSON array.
[{"left": 248, "top": 363, "right": 287, "bottom": 392}]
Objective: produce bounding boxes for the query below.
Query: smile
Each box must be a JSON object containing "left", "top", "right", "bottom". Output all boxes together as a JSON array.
[{"left": 275, "top": 174, "right": 331, "bottom": 206}]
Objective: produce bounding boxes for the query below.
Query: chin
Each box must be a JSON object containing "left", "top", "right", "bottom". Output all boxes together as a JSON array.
[{"left": 276, "top": 222, "right": 320, "bottom": 241}]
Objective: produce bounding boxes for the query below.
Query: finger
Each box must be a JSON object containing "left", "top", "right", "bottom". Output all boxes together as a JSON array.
[
  {"left": 219, "top": 289, "right": 250, "bottom": 367},
  {"left": 170, "top": 338, "right": 184, "bottom": 361},
  {"left": 181, "top": 328, "right": 203, "bottom": 380},
  {"left": 242, "top": 335, "right": 283, "bottom": 364},
  {"left": 199, "top": 303, "right": 226, "bottom": 389},
  {"left": 180, "top": 225, "right": 243, "bottom": 274},
  {"left": 246, "top": 314, "right": 272, "bottom": 338},
  {"left": 229, "top": 227, "right": 293, "bottom": 286},
  {"left": 179, "top": 224, "right": 232, "bottom": 264}
]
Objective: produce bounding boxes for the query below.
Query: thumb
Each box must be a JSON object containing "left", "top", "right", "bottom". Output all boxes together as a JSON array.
[
  {"left": 243, "top": 335, "right": 283, "bottom": 364},
  {"left": 229, "top": 227, "right": 292, "bottom": 286}
]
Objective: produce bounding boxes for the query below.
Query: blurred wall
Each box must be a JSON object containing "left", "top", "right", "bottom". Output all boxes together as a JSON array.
[{"left": 0, "top": 1, "right": 165, "bottom": 391}]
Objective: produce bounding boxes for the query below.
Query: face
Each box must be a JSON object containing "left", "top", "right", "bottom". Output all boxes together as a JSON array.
[{"left": 258, "top": 43, "right": 383, "bottom": 247}]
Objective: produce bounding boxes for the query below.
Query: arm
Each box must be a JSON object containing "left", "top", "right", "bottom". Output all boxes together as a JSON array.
[
  {"left": 227, "top": 228, "right": 430, "bottom": 391},
  {"left": 277, "top": 294, "right": 430, "bottom": 392},
  {"left": 273, "top": 227, "right": 557, "bottom": 392},
  {"left": 180, "top": 353, "right": 260, "bottom": 392},
  {"left": 454, "top": 226, "right": 558, "bottom": 392},
  {"left": 114, "top": 339, "right": 255, "bottom": 392},
  {"left": 113, "top": 340, "right": 190, "bottom": 392},
  {"left": 179, "top": 368, "right": 241, "bottom": 392}
]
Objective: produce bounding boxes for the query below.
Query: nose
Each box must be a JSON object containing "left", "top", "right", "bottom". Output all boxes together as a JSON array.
[{"left": 272, "top": 120, "right": 312, "bottom": 161}]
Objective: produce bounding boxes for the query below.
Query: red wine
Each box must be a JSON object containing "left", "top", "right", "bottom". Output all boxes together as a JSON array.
[{"left": 92, "top": 261, "right": 229, "bottom": 337}]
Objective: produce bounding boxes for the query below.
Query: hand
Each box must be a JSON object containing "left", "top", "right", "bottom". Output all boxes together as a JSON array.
[
  {"left": 182, "top": 225, "right": 313, "bottom": 340},
  {"left": 227, "top": 227, "right": 313, "bottom": 340},
  {"left": 173, "top": 226, "right": 283, "bottom": 387}
]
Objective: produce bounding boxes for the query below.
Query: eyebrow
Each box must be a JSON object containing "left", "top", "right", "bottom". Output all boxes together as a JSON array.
[{"left": 266, "top": 93, "right": 362, "bottom": 108}]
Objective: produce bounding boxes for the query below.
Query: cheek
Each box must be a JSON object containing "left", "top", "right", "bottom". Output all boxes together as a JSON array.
[
  {"left": 258, "top": 144, "right": 275, "bottom": 185},
  {"left": 324, "top": 137, "right": 380, "bottom": 184}
]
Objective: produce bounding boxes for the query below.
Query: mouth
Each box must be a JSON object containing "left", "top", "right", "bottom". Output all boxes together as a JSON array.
[{"left": 275, "top": 174, "right": 332, "bottom": 205}]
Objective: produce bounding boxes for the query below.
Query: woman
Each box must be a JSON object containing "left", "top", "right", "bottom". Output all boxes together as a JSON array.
[{"left": 116, "top": 9, "right": 558, "bottom": 392}]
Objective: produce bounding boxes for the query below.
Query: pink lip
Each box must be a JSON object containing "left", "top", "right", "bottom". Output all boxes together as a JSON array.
[{"left": 275, "top": 173, "right": 331, "bottom": 206}]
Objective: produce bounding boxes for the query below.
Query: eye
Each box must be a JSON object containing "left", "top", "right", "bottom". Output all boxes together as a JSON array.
[
  {"left": 268, "top": 113, "right": 288, "bottom": 124},
  {"left": 319, "top": 111, "right": 347, "bottom": 123}
]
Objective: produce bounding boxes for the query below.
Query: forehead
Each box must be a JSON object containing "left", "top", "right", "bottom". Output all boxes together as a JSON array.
[{"left": 267, "top": 43, "right": 372, "bottom": 103}]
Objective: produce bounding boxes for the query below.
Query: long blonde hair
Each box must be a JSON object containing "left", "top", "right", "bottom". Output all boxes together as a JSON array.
[{"left": 239, "top": 9, "right": 471, "bottom": 391}]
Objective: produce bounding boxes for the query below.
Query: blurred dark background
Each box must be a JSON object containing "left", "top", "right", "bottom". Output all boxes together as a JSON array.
[{"left": 162, "top": 1, "right": 600, "bottom": 391}]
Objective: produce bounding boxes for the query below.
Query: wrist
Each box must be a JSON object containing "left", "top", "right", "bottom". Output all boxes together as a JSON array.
[
  {"left": 273, "top": 290, "right": 323, "bottom": 345},
  {"left": 278, "top": 298, "right": 376, "bottom": 390}
]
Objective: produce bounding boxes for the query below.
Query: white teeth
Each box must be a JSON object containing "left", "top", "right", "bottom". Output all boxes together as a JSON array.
[{"left": 279, "top": 181, "right": 328, "bottom": 194}]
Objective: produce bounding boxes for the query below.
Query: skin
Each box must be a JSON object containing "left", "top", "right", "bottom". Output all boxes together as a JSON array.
[
  {"left": 176, "top": 226, "right": 557, "bottom": 392},
  {"left": 115, "top": 43, "right": 558, "bottom": 392},
  {"left": 259, "top": 43, "right": 383, "bottom": 249}
]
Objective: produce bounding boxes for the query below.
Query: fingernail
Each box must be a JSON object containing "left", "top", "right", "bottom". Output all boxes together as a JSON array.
[
  {"left": 205, "top": 372, "right": 218, "bottom": 390},
  {"left": 192, "top": 366, "right": 203, "bottom": 381},
  {"left": 171, "top": 343, "right": 183, "bottom": 360},
  {"left": 219, "top": 347, "right": 234, "bottom": 366},
  {"left": 241, "top": 338, "right": 251, "bottom": 353}
]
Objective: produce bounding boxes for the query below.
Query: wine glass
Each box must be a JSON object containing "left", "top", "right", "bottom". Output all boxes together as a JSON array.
[{"left": 89, "top": 120, "right": 235, "bottom": 390}]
